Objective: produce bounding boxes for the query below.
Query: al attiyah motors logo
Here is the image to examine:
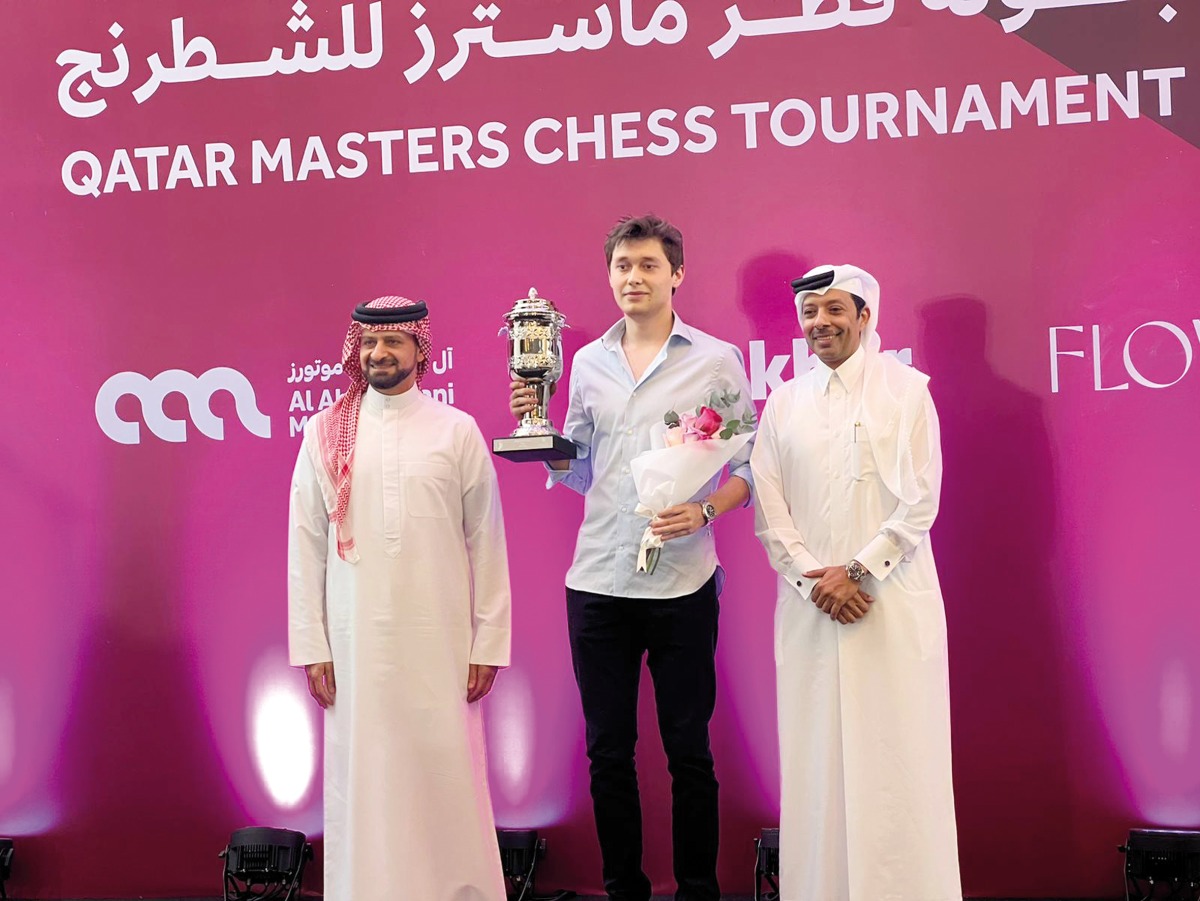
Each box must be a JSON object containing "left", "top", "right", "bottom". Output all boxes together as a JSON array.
[{"left": 95, "top": 368, "right": 271, "bottom": 444}]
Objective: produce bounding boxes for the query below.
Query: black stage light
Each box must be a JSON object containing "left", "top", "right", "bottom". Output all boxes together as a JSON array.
[
  {"left": 0, "top": 839, "right": 12, "bottom": 901},
  {"left": 496, "top": 829, "right": 575, "bottom": 901},
  {"left": 219, "top": 826, "right": 312, "bottom": 901},
  {"left": 1120, "top": 828, "right": 1200, "bottom": 901},
  {"left": 754, "top": 827, "right": 780, "bottom": 901}
]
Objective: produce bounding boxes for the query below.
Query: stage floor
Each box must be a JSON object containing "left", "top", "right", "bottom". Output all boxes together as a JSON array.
[{"left": 0, "top": 896, "right": 1126, "bottom": 900}]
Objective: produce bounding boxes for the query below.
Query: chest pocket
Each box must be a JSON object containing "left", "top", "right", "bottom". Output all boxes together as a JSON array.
[
  {"left": 850, "top": 420, "right": 880, "bottom": 482},
  {"left": 400, "top": 461, "right": 456, "bottom": 518}
]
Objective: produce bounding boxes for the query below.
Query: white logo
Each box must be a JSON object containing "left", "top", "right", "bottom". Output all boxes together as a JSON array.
[
  {"left": 1049, "top": 319, "right": 1200, "bottom": 393},
  {"left": 96, "top": 368, "right": 272, "bottom": 444},
  {"left": 748, "top": 339, "right": 913, "bottom": 400}
]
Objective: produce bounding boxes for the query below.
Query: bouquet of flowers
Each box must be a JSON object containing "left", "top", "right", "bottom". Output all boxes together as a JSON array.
[{"left": 631, "top": 389, "right": 756, "bottom": 574}]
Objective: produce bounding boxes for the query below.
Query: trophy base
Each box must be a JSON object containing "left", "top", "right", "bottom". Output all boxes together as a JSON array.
[{"left": 492, "top": 434, "right": 578, "bottom": 462}]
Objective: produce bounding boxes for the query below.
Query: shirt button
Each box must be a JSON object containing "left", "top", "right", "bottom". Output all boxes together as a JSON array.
[
  {"left": 620, "top": 505, "right": 627, "bottom": 512},
  {"left": 884, "top": 560, "right": 891, "bottom": 567},
  {"left": 626, "top": 428, "right": 633, "bottom": 435}
]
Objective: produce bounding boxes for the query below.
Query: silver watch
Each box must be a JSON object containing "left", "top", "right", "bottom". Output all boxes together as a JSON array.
[
  {"left": 700, "top": 500, "right": 718, "bottom": 524},
  {"left": 845, "top": 559, "right": 868, "bottom": 582}
]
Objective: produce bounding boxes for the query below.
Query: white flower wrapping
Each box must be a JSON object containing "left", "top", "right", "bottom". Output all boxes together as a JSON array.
[{"left": 630, "top": 426, "right": 754, "bottom": 574}]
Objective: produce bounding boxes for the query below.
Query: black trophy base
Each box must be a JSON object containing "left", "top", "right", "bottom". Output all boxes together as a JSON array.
[{"left": 492, "top": 434, "right": 578, "bottom": 463}]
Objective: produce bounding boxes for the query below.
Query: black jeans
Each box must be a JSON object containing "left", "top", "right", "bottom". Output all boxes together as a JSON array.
[{"left": 566, "top": 574, "right": 721, "bottom": 901}]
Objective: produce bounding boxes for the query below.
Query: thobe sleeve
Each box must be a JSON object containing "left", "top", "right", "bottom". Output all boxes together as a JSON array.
[
  {"left": 750, "top": 391, "right": 824, "bottom": 600},
  {"left": 460, "top": 422, "right": 513, "bottom": 667},
  {"left": 288, "top": 438, "right": 334, "bottom": 667},
  {"left": 854, "top": 390, "right": 942, "bottom": 580},
  {"left": 544, "top": 363, "right": 594, "bottom": 495},
  {"left": 717, "top": 344, "right": 756, "bottom": 497}
]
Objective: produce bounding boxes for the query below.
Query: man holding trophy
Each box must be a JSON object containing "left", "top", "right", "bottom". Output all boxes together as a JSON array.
[{"left": 507, "top": 215, "right": 754, "bottom": 901}]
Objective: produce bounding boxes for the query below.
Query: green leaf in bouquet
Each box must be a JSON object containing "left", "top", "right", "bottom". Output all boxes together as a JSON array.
[{"left": 664, "top": 410, "right": 680, "bottom": 426}]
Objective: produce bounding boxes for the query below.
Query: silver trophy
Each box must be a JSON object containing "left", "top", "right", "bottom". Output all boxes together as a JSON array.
[{"left": 492, "top": 288, "right": 578, "bottom": 462}]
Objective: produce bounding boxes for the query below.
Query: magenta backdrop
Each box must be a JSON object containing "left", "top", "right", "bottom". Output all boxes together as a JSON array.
[{"left": 1, "top": 1, "right": 1198, "bottom": 897}]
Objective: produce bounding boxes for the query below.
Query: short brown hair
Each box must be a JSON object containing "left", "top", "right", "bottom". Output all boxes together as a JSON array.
[{"left": 604, "top": 215, "right": 684, "bottom": 272}]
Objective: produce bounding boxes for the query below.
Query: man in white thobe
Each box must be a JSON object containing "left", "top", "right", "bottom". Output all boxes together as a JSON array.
[
  {"left": 288, "top": 296, "right": 511, "bottom": 901},
  {"left": 751, "top": 266, "right": 961, "bottom": 901}
]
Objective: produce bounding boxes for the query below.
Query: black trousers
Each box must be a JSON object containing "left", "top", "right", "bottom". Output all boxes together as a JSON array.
[{"left": 566, "top": 574, "right": 721, "bottom": 901}]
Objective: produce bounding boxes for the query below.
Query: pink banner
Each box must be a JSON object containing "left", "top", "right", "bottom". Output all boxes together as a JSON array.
[{"left": 1, "top": 0, "right": 1197, "bottom": 896}]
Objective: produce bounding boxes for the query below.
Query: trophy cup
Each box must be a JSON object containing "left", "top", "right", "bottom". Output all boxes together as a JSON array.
[{"left": 492, "top": 288, "right": 579, "bottom": 462}]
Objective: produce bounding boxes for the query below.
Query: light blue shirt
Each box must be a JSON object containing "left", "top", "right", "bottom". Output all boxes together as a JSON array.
[{"left": 548, "top": 314, "right": 755, "bottom": 598}]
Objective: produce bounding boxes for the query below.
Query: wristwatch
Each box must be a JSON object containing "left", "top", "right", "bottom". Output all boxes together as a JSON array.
[
  {"left": 845, "top": 559, "right": 868, "bottom": 582},
  {"left": 699, "top": 500, "right": 718, "bottom": 524}
]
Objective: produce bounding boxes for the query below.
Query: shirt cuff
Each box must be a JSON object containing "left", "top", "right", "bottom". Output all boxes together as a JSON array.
[
  {"left": 470, "top": 624, "right": 511, "bottom": 667},
  {"left": 728, "top": 463, "right": 755, "bottom": 500},
  {"left": 855, "top": 533, "right": 904, "bottom": 581},
  {"left": 785, "top": 550, "right": 824, "bottom": 601},
  {"left": 544, "top": 462, "right": 573, "bottom": 488},
  {"left": 289, "top": 633, "right": 333, "bottom": 668}
]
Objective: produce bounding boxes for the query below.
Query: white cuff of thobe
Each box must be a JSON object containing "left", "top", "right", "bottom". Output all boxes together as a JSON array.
[
  {"left": 855, "top": 533, "right": 905, "bottom": 581},
  {"left": 469, "top": 624, "right": 511, "bottom": 668},
  {"left": 786, "top": 551, "right": 825, "bottom": 601},
  {"left": 289, "top": 632, "right": 333, "bottom": 668}
]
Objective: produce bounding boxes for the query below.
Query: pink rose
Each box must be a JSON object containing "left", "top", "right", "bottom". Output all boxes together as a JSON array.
[
  {"left": 676, "top": 413, "right": 698, "bottom": 443},
  {"left": 677, "top": 407, "right": 722, "bottom": 442},
  {"left": 693, "top": 406, "right": 723, "bottom": 437},
  {"left": 664, "top": 426, "right": 685, "bottom": 447}
]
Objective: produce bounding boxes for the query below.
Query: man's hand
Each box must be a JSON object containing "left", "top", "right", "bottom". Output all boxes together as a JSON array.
[
  {"left": 509, "top": 379, "right": 555, "bottom": 421},
  {"left": 834, "top": 589, "right": 876, "bottom": 624},
  {"left": 513, "top": 378, "right": 572, "bottom": 471},
  {"left": 804, "top": 566, "right": 871, "bottom": 620},
  {"left": 467, "top": 664, "right": 499, "bottom": 703},
  {"left": 305, "top": 661, "right": 336, "bottom": 708},
  {"left": 509, "top": 379, "right": 536, "bottom": 421},
  {"left": 651, "top": 502, "right": 706, "bottom": 542}
]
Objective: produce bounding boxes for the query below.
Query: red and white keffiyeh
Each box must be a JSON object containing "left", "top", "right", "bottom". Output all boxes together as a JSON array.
[{"left": 312, "top": 296, "right": 433, "bottom": 561}]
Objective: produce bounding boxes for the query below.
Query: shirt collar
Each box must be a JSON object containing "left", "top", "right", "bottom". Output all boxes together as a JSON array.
[
  {"left": 364, "top": 382, "right": 422, "bottom": 411},
  {"left": 812, "top": 345, "right": 867, "bottom": 395},
  {"left": 600, "top": 312, "right": 695, "bottom": 351}
]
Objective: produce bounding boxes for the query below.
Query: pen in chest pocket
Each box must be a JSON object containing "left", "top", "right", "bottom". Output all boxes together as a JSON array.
[{"left": 851, "top": 421, "right": 864, "bottom": 478}]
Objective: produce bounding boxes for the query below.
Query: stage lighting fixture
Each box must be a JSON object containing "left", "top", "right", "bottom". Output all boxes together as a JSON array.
[
  {"left": 0, "top": 839, "right": 12, "bottom": 901},
  {"left": 219, "top": 826, "right": 312, "bottom": 901},
  {"left": 496, "top": 829, "right": 575, "bottom": 901},
  {"left": 754, "top": 827, "right": 780, "bottom": 901},
  {"left": 1119, "top": 828, "right": 1200, "bottom": 901}
]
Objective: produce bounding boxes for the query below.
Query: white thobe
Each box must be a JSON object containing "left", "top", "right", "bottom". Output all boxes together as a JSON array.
[
  {"left": 288, "top": 385, "right": 510, "bottom": 901},
  {"left": 751, "top": 347, "right": 961, "bottom": 901}
]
